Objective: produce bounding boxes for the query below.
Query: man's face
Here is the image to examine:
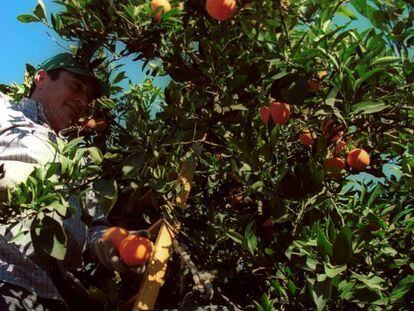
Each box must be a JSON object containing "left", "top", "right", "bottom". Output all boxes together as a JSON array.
[{"left": 32, "top": 69, "right": 95, "bottom": 133}]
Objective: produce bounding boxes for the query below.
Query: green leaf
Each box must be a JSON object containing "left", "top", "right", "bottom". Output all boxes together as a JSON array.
[
  {"left": 17, "top": 14, "right": 40, "bottom": 23},
  {"left": 88, "top": 147, "right": 104, "bottom": 165},
  {"left": 389, "top": 275, "right": 414, "bottom": 302},
  {"left": 338, "top": 279, "right": 356, "bottom": 300},
  {"left": 250, "top": 180, "right": 264, "bottom": 192},
  {"left": 51, "top": 13, "right": 62, "bottom": 32},
  {"left": 8, "top": 230, "right": 31, "bottom": 246},
  {"left": 367, "top": 185, "right": 382, "bottom": 207},
  {"left": 37, "top": 0, "right": 46, "bottom": 15},
  {"left": 299, "top": 256, "right": 314, "bottom": 272},
  {"left": 245, "top": 222, "right": 257, "bottom": 254},
  {"left": 225, "top": 231, "right": 244, "bottom": 245},
  {"left": 34, "top": 3, "right": 46, "bottom": 20},
  {"left": 257, "top": 293, "right": 275, "bottom": 311},
  {"left": 97, "top": 97, "right": 116, "bottom": 109},
  {"left": 332, "top": 226, "right": 352, "bottom": 264},
  {"left": 93, "top": 179, "right": 118, "bottom": 215},
  {"left": 394, "top": 207, "right": 414, "bottom": 222},
  {"left": 317, "top": 230, "right": 333, "bottom": 258},
  {"left": 309, "top": 278, "right": 332, "bottom": 311},
  {"left": 240, "top": 19, "right": 257, "bottom": 40},
  {"left": 351, "top": 0, "right": 369, "bottom": 17},
  {"left": 122, "top": 152, "right": 146, "bottom": 179},
  {"left": 351, "top": 272, "right": 385, "bottom": 291},
  {"left": 336, "top": 4, "right": 357, "bottom": 20},
  {"left": 112, "top": 71, "right": 126, "bottom": 84},
  {"left": 351, "top": 100, "right": 387, "bottom": 115},
  {"left": 317, "top": 274, "right": 328, "bottom": 282},
  {"left": 45, "top": 200, "right": 69, "bottom": 218},
  {"left": 230, "top": 104, "right": 248, "bottom": 111},
  {"left": 8, "top": 222, "right": 31, "bottom": 247},
  {"left": 317, "top": 47, "right": 340, "bottom": 70},
  {"left": 355, "top": 68, "right": 383, "bottom": 88},
  {"left": 372, "top": 56, "right": 400, "bottom": 66},
  {"left": 324, "top": 263, "right": 347, "bottom": 278},
  {"left": 31, "top": 215, "right": 67, "bottom": 260},
  {"left": 288, "top": 280, "right": 297, "bottom": 295},
  {"left": 59, "top": 155, "right": 70, "bottom": 175}
]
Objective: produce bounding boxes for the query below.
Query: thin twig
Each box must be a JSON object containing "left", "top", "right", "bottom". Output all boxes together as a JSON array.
[
  {"left": 159, "top": 139, "right": 219, "bottom": 149},
  {"left": 216, "top": 288, "right": 243, "bottom": 311},
  {"left": 292, "top": 201, "right": 306, "bottom": 237}
]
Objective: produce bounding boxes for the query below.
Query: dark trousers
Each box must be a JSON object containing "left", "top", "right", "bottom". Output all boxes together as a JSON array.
[{"left": 0, "top": 283, "right": 68, "bottom": 311}]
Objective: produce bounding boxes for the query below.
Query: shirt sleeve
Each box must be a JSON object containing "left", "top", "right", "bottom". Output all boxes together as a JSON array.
[
  {"left": 0, "top": 97, "right": 57, "bottom": 200},
  {"left": 84, "top": 188, "right": 110, "bottom": 260}
]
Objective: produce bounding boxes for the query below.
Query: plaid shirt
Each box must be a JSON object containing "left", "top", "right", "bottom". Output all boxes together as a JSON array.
[{"left": 0, "top": 93, "right": 107, "bottom": 301}]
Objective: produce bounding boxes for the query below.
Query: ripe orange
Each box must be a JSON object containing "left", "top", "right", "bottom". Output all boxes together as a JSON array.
[
  {"left": 334, "top": 140, "right": 347, "bottom": 156},
  {"left": 259, "top": 106, "right": 270, "bottom": 124},
  {"left": 324, "top": 157, "right": 346, "bottom": 178},
  {"left": 269, "top": 101, "right": 290, "bottom": 125},
  {"left": 102, "top": 226, "right": 130, "bottom": 250},
  {"left": 83, "top": 118, "right": 107, "bottom": 131},
  {"left": 119, "top": 235, "right": 152, "bottom": 266},
  {"left": 262, "top": 218, "right": 273, "bottom": 228},
  {"left": 299, "top": 129, "right": 314, "bottom": 146},
  {"left": 347, "top": 148, "right": 370, "bottom": 171},
  {"left": 151, "top": 0, "right": 171, "bottom": 21},
  {"left": 206, "top": 0, "right": 237, "bottom": 21}
]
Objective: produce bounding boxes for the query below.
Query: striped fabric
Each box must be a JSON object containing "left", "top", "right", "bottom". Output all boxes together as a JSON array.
[{"left": 0, "top": 93, "right": 106, "bottom": 301}]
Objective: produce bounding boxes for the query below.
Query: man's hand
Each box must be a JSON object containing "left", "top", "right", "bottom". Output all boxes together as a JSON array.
[{"left": 94, "top": 229, "right": 151, "bottom": 274}]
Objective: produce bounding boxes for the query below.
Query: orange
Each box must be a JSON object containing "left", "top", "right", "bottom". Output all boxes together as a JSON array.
[
  {"left": 334, "top": 140, "right": 347, "bottom": 156},
  {"left": 347, "top": 148, "right": 370, "bottom": 171},
  {"left": 269, "top": 101, "right": 290, "bottom": 125},
  {"left": 299, "top": 129, "right": 314, "bottom": 146},
  {"left": 262, "top": 218, "right": 273, "bottom": 228},
  {"left": 119, "top": 235, "right": 152, "bottom": 266},
  {"left": 151, "top": 0, "right": 171, "bottom": 21},
  {"left": 206, "top": 0, "right": 237, "bottom": 21},
  {"left": 83, "top": 118, "right": 107, "bottom": 131},
  {"left": 102, "top": 226, "right": 129, "bottom": 250},
  {"left": 324, "top": 157, "right": 346, "bottom": 178},
  {"left": 259, "top": 106, "right": 270, "bottom": 124}
]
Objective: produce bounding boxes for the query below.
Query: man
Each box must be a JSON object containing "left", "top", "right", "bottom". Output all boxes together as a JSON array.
[{"left": 0, "top": 53, "right": 145, "bottom": 310}]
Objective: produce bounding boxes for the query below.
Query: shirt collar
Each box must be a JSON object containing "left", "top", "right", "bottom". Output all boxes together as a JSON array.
[
  {"left": 19, "top": 98, "right": 81, "bottom": 139},
  {"left": 19, "top": 98, "right": 49, "bottom": 125}
]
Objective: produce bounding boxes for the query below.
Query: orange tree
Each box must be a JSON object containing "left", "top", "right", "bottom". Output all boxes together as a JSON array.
[{"left": 1, "top": 0, "right": 414, "bottom": 309}]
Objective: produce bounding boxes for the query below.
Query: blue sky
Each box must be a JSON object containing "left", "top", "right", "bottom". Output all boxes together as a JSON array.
[
  {"left": 0, "top": 0, "right": 170, "bottom": 88},
  {"left": 0, "top": 1, "right": 71, "bottom": 84},
  {"left": 0, "top": 1, "right": 370, "bottom": 86}
]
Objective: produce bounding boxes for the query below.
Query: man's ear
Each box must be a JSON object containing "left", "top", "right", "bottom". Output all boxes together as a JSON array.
[{"left": 33, "top": 69, "right": 49, "bottom": 89}]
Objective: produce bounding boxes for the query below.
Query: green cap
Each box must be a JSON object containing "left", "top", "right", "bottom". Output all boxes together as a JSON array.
[{"left": 37, "top": 53, "right": 109, "bottom": 98}]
